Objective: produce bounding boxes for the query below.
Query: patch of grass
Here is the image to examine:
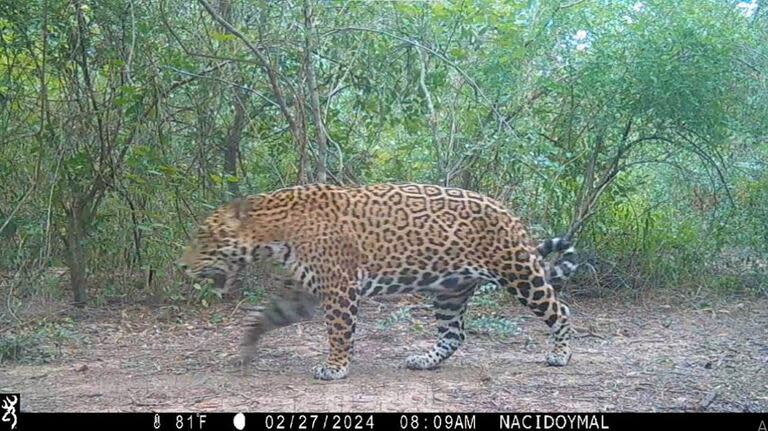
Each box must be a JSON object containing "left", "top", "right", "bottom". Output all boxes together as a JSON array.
[
  {"left": 708, "top": 273, "right": 767, "bottom": 297},
  {"left": 158, "top": 276, "right": 189, "bottom": 303},
  {"left": 12, "top": 268, "right": 68, "bottom": 300},
  {"left": 475, "top": 283, "right": 500, "bottom": 296},
  {"left": 244, "top": 288, "right": 267, "bottom": 305},
  {"left": 377, "top": 306, "right": 413, "bottom": 330},
  {"left": 470, "top": 287, "right": 511, "bottom": 320},
  {"left": 0, "top": 319, "right": 79, "bottom": 364},
  {"left": 471, "top": 289, "right": 504, "bottom": 309},
  {"left": 208, "top": 312, "right": 224, "bottom": 325},
  {"left": 466, "top": 315, "right": 520, "bottom": 338},
  {"left": 0, "top": 333, "right": 46, "bottom": 363}
]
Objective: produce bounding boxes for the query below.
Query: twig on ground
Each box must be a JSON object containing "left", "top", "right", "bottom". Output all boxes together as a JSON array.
[
  {"left": 230, "top": 298, "right": 249, "bottom": 318},
  {"left": 698, "top": 390, "right": 718, "bottom": 411},
  {"left": 573, "top": 327, "right": 607, "bottom": 340}
]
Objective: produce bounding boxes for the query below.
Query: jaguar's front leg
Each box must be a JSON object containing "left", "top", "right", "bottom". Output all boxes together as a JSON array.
[
  {"left": 241, "top": 279, "right": 319, "bottom": 362},
  {"left": 312, "top": 283, "right": 359, "bottom": 380}
]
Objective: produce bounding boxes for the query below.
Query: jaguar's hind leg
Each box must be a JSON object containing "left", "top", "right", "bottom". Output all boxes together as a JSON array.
[
  {"left": 405, "top": 282, "right": 477, "bottom": 370},
  {"left": 500, "top": 250, "right": 573, "bottom": 366}
]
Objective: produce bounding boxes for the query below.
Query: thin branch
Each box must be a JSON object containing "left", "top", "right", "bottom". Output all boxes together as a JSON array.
[
  {"left": 559, "top": 0, "right": 587, "bottom": 9},
  {"left": 304, "top": 0, "right": 328, "bottom": 183},
  {"left": 674, "top": 130, "right": 735, "bottom": 208},
  {"left": 0, "top": 188, "right": 34, "bottom": 237},
  {"left": 197, "top": 0, "right": 294, "bottom": 129},
  {"left": 322, "top": 26, "right": 518, "bottom": 136},
  {"left": 417, "top": 47, "right": 443, "bottom": 183},
  {"left": 42, "top": 150, "right": 63, "bottom": 261},
  {"left": 163, "top": 65, "right": 279, "bottom": 109},
  {"left": 126, "top": 0, "right": 136, "bottom": 84}
]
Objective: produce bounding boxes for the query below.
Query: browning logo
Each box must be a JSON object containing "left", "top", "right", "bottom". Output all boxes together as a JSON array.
[{"left": 0, "top": 394, "right": 18, "bottom": 430}]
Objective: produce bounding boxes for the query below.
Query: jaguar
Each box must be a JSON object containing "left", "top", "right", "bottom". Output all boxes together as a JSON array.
[{"left": 178, "top": 183, "right": 577, "bottom": 380}]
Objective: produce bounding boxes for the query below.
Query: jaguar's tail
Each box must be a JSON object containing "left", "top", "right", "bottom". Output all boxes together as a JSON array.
[{"left": 537, "top": 237, "right": 578, "bottom": 290}]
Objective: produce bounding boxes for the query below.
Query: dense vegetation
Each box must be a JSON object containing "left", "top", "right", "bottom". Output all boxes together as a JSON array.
[{"left": 1, "top": 0, "right": 766, "bottom": 309}]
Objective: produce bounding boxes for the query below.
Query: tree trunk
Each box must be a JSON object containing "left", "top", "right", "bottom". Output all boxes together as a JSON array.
[
  {"left": 224, "top": 86, "right": 245, "bottom": 197},
  {"left": 219, "top": 0, "right": 244, "bottom": 197},
  {"left": 296, "top": 112, "right": 310, "bottom": 184},
  {"left": 64, "top": 203, "right": 88, "bottom": 307}
]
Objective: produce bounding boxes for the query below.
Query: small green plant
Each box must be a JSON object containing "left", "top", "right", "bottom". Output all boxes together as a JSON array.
[
  {"left": 377, "top": 306, "right": 413, "bottom": 330},
  {"left": 193, "top": 281, "right": 222, "bottom": 307},
  {"left": 466, "top": 315, "right": 520, "bottom": 338},
  {"left": 410, "top": 320, "right": 426, "bottom": 334},
  {"left": 244, "top": 288, "right": 266, "bottom": 305}
]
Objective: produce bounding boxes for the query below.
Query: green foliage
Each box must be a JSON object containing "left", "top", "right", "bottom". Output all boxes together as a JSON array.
[
  {"left": 0, "top": 0, "right": 766, "bottom": 307},
  {"left": 192, "top": 281, "right": 223, "bottom": 308},
  {"left": 244, "top": 288, "right": 266, "bottom": 305}
]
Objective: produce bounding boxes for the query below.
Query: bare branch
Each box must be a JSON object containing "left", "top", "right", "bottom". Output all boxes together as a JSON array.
[{"left": 322, "top": 26, "right": 518, "bottom": 136}]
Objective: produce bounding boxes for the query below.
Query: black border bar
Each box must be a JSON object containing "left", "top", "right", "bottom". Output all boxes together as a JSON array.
[{"left": 13, "top": 412, "right": 768, "bottom": 431}]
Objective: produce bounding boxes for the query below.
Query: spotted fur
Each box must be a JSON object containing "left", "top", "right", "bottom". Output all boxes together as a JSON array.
[{"left": 179, "top": 183, "right": 575, "bottom": 380}]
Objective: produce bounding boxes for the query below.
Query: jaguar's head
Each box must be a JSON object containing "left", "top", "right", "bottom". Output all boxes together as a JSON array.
[{"left": 178, "top": 198, "right": 252, "bottom": 293}]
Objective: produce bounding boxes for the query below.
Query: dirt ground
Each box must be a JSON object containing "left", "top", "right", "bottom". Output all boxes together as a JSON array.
[{"left": 1, "top": 293, "right": 767, "bottom": 413}]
